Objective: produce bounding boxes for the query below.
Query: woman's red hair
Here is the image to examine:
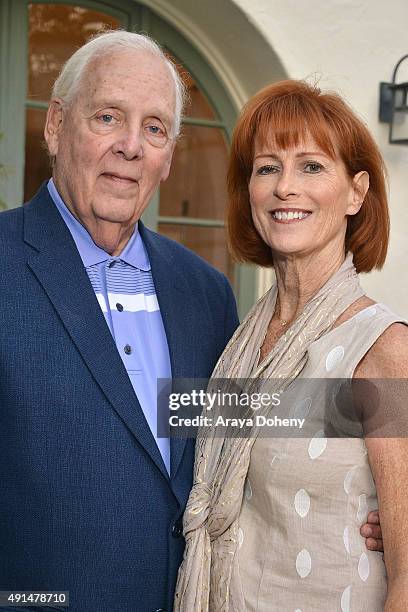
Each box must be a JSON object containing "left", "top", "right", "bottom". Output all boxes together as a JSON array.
[{"left": 227, "top": 80, "right": 389, "bottom": 273}]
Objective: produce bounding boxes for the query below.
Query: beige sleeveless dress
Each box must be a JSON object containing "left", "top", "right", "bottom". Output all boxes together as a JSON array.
[{"left": 236, "top": 303, "right": 405, "bottom": 611}]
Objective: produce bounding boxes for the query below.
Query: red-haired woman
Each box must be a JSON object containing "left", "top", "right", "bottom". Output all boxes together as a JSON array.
[{"left": 175, "top": 81, "right": 408, "bottom": 611}]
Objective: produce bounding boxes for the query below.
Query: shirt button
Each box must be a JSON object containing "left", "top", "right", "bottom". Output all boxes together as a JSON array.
[
  {"left": 116, "top": 303, "right": 124, "bottom": 312},
  {"left": 108, "top": 260, "right": 116, "bottom": 268},
  {"left": 124, "top": 344, "right": 132, "bottom": 355}
]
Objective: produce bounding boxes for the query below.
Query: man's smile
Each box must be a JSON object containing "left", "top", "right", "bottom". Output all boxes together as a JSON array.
[{"left": 101, "top": 172, "right": 139, "bottom": 184}]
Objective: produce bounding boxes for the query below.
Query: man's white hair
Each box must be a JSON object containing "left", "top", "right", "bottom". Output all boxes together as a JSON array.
[{"left": 52, "top": 30, "right": 187, "bottom": 138}]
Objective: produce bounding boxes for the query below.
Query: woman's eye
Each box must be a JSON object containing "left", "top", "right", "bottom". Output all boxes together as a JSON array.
[
  {"left": 304, "top": 162, "right": 323, "bottom": 173},
  {"left": 256, "top": 165, "right": 279, "bottom": 175}
]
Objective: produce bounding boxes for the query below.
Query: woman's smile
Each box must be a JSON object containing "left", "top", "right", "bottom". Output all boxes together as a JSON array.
[{"left": 269, "top": 208, "right": 312, "bottom": 222}]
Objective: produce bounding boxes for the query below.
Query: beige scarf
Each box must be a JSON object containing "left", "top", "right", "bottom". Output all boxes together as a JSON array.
[{"left": 174, "top": 254, "right": 364, "bottom": 611}]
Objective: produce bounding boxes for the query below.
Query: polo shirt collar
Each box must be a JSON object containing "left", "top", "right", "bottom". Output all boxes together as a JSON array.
[{"left": 47, "top": 178, "right": 151, "bottom": 271}]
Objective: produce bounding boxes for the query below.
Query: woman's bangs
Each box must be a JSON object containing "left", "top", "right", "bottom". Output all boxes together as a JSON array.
[{"left": 255, "top": 96, "right": 337, "bottom": 158}]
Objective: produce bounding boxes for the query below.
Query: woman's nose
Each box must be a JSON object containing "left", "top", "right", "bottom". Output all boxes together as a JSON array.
[{"left": 273, "top": 168, "right": 298, "bottom": 200}]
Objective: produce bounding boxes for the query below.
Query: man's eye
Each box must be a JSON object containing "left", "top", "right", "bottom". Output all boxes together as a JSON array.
[
  {"left": 146, "top": 124, "right": 164, "bottom": 136},
  {"left": 256, "top": 165, "right": 279, "bottom": 175},
  {"left": 144, "top": 123, "right": 168, "bottom": 147},
  {"left": 99, "top": 114, "right": 115, "bottom": 124},
  {"left": 304, "top": 162, "right": 323, "bottom": 173}
]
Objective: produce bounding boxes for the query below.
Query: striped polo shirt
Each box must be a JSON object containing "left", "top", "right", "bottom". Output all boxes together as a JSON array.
[{"left": 47, "top": 179, "right": 171, "bottom": 472}]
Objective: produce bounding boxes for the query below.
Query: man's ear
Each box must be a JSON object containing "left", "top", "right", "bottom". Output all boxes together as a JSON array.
[
  {"left": 347, "top": 170, "right": 370, "bottom": 216},
  {"left": 44, "top": 98, "right": 65, "bottom": 157}
]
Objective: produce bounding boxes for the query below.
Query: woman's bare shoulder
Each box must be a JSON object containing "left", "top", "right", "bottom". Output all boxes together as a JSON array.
[{"left": 355, "top": 321, "right": 408, "bottom": 378}]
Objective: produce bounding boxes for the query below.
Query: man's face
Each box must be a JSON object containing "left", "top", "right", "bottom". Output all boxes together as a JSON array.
[{"left": 45, "top": 50, "right": 176, "bottom": 254}]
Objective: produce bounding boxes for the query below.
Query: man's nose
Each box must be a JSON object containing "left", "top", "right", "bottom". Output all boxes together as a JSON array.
[
  {"left": 112, "top": 126, "right": 144, "bottom": 160},
  {"left": 273, "top": 168, "right": 298, "bottom": 200}
]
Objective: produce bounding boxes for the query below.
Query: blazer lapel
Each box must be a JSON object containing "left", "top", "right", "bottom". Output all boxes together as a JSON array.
[
  {"left": 23, "top": 185, "right": 169, "bottom": 481},
  {"left": 140, "top": 224, "right": 197, "bottom": 483}
]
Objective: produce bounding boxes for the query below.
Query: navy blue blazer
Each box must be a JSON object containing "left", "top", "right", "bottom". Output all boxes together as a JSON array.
[{"left": 0, "top": 184, "right": 239, "bottom": 612}]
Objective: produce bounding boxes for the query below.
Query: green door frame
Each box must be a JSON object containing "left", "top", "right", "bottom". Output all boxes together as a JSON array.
[
  {"left": 0, "top": 0, "right": 29, "bottom": 209},
  {"left": 0, "top": 0, "right": 256, "bottom": 318}
]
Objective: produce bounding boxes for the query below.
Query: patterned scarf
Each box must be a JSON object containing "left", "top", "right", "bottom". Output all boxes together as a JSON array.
[{"left": 174, "top": 254, "right": 364, "bottom": 611}]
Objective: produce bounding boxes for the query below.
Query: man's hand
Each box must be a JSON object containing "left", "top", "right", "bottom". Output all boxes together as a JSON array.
[{"left": 360, "top": 510, "right": 383, "bottom": 551}]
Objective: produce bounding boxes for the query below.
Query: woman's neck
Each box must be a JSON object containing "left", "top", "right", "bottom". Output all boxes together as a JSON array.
[{"left": 273, "top": 250, "right": 346, "bottom": 326}]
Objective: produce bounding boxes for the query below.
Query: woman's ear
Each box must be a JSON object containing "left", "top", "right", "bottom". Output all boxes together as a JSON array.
[
  {"left": 44, "top": 98, "right": 65, "bottom": 157},
  {"left": 347, "top": 170, "right": 370, "bottom": 216}
]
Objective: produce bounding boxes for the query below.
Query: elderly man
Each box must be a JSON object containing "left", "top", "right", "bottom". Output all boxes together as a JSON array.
[{"left": 0, "top": 32, "right": 238, "bottom": 612}]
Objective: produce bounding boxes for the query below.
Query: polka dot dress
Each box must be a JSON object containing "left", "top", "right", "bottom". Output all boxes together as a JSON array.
[{"left": 235, "top": 304, "right": 404, "bottom": 611}]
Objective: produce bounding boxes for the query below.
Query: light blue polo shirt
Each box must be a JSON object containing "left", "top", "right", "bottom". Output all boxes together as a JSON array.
[{"left": 48, "top": 179, "right": 171, "bottom": 473}]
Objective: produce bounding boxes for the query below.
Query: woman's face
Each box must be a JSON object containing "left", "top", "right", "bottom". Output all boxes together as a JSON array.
[{"left": 249, "top": 132, "right": 368, "bottom": 263}]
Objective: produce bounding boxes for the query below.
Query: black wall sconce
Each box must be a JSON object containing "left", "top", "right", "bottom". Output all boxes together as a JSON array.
[{"left": 379, "top": 54, "right": 408, "bottom": 144}]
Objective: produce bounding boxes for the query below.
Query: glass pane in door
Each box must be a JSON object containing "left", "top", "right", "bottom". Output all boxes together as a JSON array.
[
  {"left": 28, "top": 3, "right": 121, "bottom": 101},
  {"left": 164, "top": 51, "right": 217, "bottom": 121},
  {"left": 159, "top": 125, "right": 229, "bottom": 221},
  {"left": 24, "top": 107, "right": 49, "bottom": 200},
  {"left": 158, "top": 62, "right": 235, "bottom": 285},
  {"left": 182, "top": 71, "right": 217, "bottom": 120},
  {"left": 158, "top": 223, "right": 235, "bottom": 284}
]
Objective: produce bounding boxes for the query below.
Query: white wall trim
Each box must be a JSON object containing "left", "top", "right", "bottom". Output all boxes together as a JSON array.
[{"left": 137, "top": 0, "right": 247, "bottom": 109}]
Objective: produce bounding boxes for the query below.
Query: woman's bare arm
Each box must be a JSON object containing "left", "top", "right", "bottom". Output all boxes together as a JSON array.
[{"left": 356, "top": 323, "right": 408, "bottom": 611}]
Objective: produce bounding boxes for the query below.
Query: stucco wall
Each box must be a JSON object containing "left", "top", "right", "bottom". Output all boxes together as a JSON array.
[{"left": 232, "top": 0, "right": 408, "bottom": 314}]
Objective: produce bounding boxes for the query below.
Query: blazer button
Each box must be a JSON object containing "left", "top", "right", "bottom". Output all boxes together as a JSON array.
[{"left": 172, "top": 519, "right": 183, "bottom": 538}]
